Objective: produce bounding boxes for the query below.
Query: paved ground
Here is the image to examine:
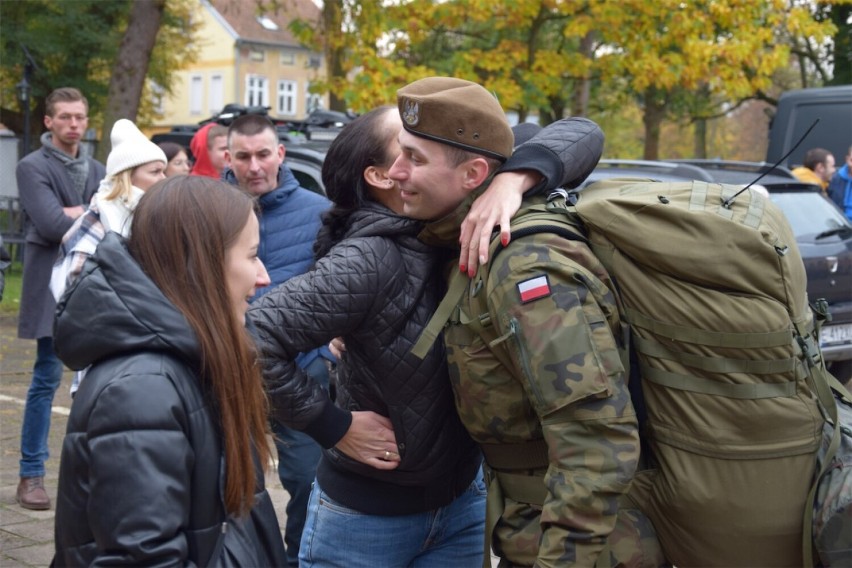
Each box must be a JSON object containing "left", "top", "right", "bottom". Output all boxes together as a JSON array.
[{"left": 0, "top": 313, "right": 291, "bottom": 567}]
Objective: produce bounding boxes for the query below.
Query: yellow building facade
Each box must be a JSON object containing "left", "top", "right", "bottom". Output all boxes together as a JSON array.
[{"left": 152, "top": 0, "right": 328, "bottom": 132}]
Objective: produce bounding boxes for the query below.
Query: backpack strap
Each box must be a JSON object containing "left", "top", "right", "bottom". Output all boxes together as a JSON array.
[
  {"left": 793, "top": 307, "right": 851, "bottom": 568},
  {"left": 410, "top": 269, "right": 469, "bottom": 359},
  {"left": 410, "top": 211, "right": 587, "bottom": 360}
]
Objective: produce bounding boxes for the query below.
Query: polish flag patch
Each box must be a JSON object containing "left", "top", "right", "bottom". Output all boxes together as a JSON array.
[{"left": 517, "top": 275, "right": 551, "bottom": 303}]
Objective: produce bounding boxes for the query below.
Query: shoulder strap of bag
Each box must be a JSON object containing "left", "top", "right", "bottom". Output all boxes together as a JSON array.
[
  {"left": 799, "top": 307, "right": 849, "bottom": 567},
  {"left": 411, "top": 211, "right": 587, "bottom": 359}
]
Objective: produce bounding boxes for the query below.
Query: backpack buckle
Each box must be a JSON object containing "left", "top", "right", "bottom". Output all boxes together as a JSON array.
[{"left": 812, "top": 298, "right": 832, "bottom": 324}]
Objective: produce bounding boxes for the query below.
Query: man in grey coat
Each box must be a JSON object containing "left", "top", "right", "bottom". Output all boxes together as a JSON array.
[{"left": 15, "top": 87, "right": 104, "bottom": 510}]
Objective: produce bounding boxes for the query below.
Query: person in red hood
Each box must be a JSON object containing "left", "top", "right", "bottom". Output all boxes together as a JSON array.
[{"left": 190, "top": 123, "right": 228, "bottom": 179}]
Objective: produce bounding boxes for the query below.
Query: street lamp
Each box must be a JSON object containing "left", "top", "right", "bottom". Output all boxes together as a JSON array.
[{"left": 16, "top": 76, "right": 31, "bottom": 157}]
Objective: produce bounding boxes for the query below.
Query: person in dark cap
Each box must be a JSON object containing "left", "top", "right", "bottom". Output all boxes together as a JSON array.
[{"left": 389, "top": 77, "right": 649, "bottom": 567}]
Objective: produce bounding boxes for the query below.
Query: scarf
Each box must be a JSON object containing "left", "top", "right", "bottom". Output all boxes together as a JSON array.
[{"left": 40, "top": 131, "right": 91, "bottom": 199}]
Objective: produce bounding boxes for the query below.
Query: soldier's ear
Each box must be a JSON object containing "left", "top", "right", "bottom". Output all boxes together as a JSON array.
[{"left": 460, "top": 157, "right": 491, "bottom": 190}]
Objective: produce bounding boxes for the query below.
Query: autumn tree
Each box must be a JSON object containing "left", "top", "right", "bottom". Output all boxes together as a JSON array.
[
  {"left": 0, "top": 0, "right": 198, "bottom": 158},
  {"left": 98, "top": 0, "right": 166, "bottom": 162},
  {"left": 0, "top": 0, "right": 128, "bottom": 149},
  {"left": 827, "top": 2, "right": 852, "bottom": 85},
  {"left": 584, "top": 1, "right": 832, "bottom": 158},
  {"left": 283, "top": 0, "right": 839, "bottom": 158}
]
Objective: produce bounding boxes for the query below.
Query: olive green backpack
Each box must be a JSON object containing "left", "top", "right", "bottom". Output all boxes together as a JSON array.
[
  {"left": 419, "top": 178, "right": 847, "bottom": 566},
  {"left": 547, "top": 179, "right": 850, "bottom": 567}
]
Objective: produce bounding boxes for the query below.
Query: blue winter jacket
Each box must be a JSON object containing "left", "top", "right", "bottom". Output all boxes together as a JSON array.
[
  {"left": 828, "top": 164, "right": 852, "bottom": 221},
  {"left": 224, "top": 164, "right": 333, "bottom": 367}
]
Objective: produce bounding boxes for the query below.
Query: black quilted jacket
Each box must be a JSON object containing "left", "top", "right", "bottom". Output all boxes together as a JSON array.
[
  {"left": 249, "top": 202, "right": 482, "bottom": 515},
  {"left": 501, "top": 117, "right": 604, "bottom": 191},
  {"left": 52, "top": 233, "right": 286, "bottom": 567}
]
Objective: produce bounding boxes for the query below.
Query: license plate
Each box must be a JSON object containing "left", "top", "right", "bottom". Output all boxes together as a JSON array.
[{"left": 820, "top": 323, "right": 852, "bottom": 346}]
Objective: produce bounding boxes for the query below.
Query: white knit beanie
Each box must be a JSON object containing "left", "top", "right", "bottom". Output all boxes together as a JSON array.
[{"left": 105, "top": 119, "right": 167, "bottom": 178}]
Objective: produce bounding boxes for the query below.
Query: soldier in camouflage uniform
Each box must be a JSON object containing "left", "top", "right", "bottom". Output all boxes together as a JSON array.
[{"left": 389, "top": 77, "right": 646, "bottom": 567}]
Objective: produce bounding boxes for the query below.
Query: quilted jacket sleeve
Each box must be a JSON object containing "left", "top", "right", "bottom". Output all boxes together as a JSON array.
[
  {"left": 248, "top": 237, "right": 401, "bottom": 448},
  {"left": 501, "top": 117, "right": 604, "bottom": 193}
]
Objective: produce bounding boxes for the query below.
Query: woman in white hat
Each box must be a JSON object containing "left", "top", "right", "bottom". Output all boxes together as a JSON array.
[
  {"left": 51, "top": 119, "right": 167, "bottom": 301},
  {"left": 50, "top": 119, "right": 167, "bottom": 394}
]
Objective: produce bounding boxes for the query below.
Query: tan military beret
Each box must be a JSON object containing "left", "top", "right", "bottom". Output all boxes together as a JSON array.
[{"left": 397, "top": 77, "right": 513, "bottom": 162}]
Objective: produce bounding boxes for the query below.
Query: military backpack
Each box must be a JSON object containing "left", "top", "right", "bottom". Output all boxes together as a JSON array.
[{"left": 417, "top": 178, "right": 849, "bottom": 566}]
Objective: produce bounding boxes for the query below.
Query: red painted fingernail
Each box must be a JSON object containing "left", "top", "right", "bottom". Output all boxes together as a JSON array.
[
  {"left": 459, "top": 264, "right": 467, "bottom": 273},
  {"left": 501, "top": 234, "right": 509, "bottom": 246}
]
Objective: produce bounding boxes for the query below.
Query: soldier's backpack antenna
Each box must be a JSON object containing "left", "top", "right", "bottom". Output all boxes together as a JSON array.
[{"left": 722, "top": 118, "right": 820, "bottom": 209}]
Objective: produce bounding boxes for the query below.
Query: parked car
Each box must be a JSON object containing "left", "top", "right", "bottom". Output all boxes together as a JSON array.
[
  {"left": 283, "top": 140, "right": 328, "bottom": 195},
  {"left": 668, "top": 159, "right": 852, "bottom": 380},
  {"left": 579, "top": 159, "right": 716, "bottom": 187}
]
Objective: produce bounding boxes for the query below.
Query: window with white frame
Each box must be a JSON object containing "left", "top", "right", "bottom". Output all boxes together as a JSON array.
[
  {"left": 190, "top": 74, "right": 203, "bottom": 115},
  {"left": 209, "top": 74, "right": 224, "bottom": 115},
  {"left": 306, "top": 83, "right": 322, "bottom": 113},
  {"left": 277, "top": 80, "right": 297, "bottom": 116},
  {"left": 245, "top": 75, "right": 268, "bottom": 107},
  {"left": 150, "top": 82, "right": 165, "bottom": 115},
  {"left": 280, "top": 50, "right": 295, "bottom": 65}
]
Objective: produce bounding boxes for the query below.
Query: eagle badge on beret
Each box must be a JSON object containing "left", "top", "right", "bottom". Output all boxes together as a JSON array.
[{"left": 402, "top": 99, "right": 420, "bottom": 126}]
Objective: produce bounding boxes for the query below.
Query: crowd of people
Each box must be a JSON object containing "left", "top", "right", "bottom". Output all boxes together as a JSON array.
[{"left": 11, "top": 79, "right": 851, "bottom": 567}]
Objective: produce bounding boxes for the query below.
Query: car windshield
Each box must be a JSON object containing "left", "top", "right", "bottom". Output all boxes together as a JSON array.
[{"left": 768, "top": 192, "right": 852, "bottom": 240}]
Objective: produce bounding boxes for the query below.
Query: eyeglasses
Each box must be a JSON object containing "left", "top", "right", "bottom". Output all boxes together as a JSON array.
[{"left": 54, "top": 114, "right": 88, "bottom": 122}]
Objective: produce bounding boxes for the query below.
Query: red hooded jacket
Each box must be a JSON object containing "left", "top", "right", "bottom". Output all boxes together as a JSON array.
[{"left": 189, "top": 123, "right": 220, "bottom": 179}]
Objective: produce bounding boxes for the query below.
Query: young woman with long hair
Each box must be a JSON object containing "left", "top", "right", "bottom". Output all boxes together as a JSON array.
[{"left": 52, "top": 176, "right": 286, "bottom": 566}]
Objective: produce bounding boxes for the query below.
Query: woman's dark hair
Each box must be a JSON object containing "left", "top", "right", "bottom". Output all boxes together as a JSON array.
[
  {"left": 129, "top": 175, "right": 270, "bottom": 517},
  {"left": 157, "top": 141, "right": 186, "bottom": 162},
  {"left": 314, "top": 106, "right": 398, "bottom": 259}
]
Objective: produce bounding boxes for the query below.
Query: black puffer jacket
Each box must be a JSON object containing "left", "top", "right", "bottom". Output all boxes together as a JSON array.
[
  {"left": 52, "top": 233, "right": 286, "bottom": 567},
  {"left": 249, "top": 202, "right": 481, "bottom": 516}
]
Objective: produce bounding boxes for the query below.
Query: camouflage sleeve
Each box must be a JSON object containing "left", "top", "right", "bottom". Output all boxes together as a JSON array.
[{"left": 487, "top": 234, "right": 640, "bottom": 567}]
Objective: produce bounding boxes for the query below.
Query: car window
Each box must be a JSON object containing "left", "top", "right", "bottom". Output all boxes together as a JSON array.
[
  {"left": 769, "top": 192, "right": 851, "bottom": 239},
  {"left": 287, "top": 160, "right": 325, "bottom": 196}
]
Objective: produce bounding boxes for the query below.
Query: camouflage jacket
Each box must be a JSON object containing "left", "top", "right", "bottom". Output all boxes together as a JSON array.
[{"left": 420, "top": 198, "right": 640, "bottom": 567}]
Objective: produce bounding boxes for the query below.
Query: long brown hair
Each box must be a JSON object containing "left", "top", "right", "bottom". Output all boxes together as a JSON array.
[{"left": 129, "top": 175, "right": 270, "bottom": 517}]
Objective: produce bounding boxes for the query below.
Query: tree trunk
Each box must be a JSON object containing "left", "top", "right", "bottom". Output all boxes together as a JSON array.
[
  {"left": 323, "top": 0, "right": 346, "bottom": 112},
  {"left": 570, "top": 32, "right": 595, "bottom": 117},
  {"left": 642, "top": 90, "right": 666, "bottom": 160},
  {"left": 694, "top": 117, "right": 707, "bottom": 158},
  {"left": 829, "top": 4, "right": 852, "bottom": 86},
  {"left": 97, "top": 0, "right": 165, "bottom": 162}
]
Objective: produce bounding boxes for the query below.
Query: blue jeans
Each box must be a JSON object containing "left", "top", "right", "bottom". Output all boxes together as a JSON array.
[
  {"left": 19, "top": 337, "right": 63, "bottom": 478},
  {"left": 299, "top": 469, "right": 487, "bottom": 567},
  {"left": 274, "top": 356, "right": 330, "bottom": 567}
]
